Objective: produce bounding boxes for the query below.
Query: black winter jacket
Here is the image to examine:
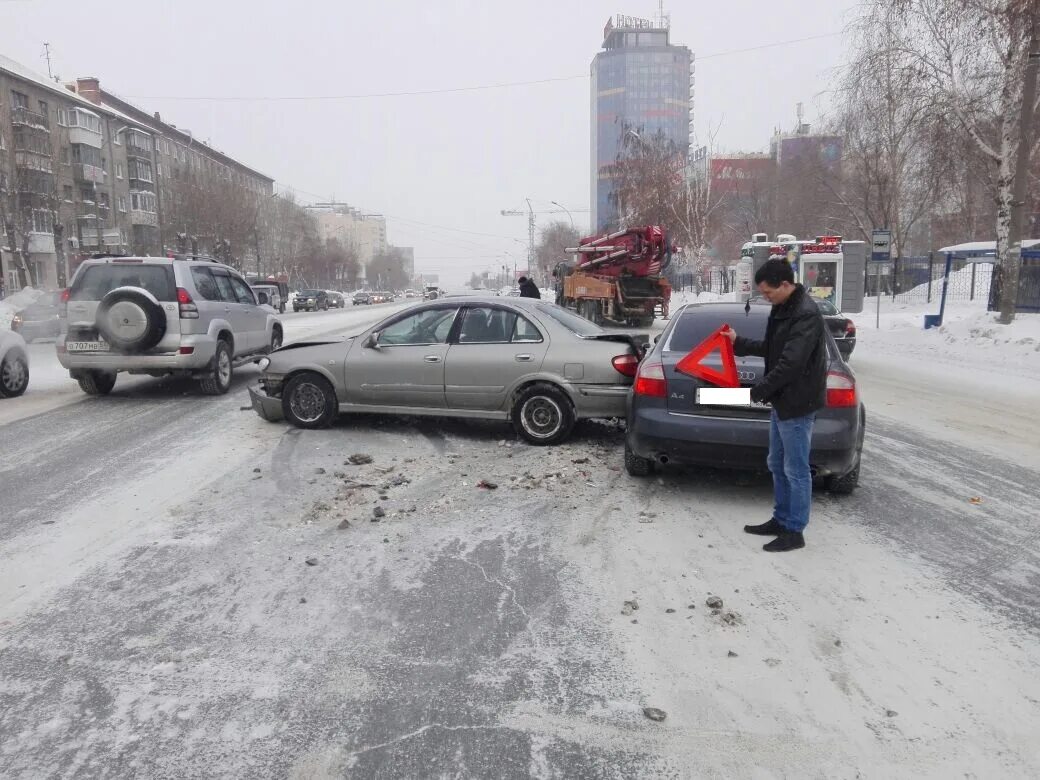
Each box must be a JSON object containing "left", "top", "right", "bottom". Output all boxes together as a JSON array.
[{"left": 733, "top": 284, "right": 827, "bottom": 420}]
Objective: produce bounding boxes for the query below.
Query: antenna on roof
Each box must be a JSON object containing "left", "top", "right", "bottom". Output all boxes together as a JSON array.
[{"left": 42, "top": 42, "right": 56, "bottom": 81}]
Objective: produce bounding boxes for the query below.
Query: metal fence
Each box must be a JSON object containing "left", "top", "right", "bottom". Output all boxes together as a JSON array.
[
  {"left": 866, "top": 255, "right": 993, "bottom": 304},
  {"left": 988, "top": 250, "right": 1040, "bottom": 313}
]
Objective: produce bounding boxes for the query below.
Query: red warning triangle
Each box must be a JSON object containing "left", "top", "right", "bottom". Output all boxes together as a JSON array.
[{"left": 675, "top": 324, "right": 740, "bottom": 388}]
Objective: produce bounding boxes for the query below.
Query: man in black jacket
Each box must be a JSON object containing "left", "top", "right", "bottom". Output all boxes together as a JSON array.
[
  {"left": 517, "top": 276, "right": 541, "bottom": 299},
  {"left": 724, "top": 259, "right": 827, "bottom": 552}
]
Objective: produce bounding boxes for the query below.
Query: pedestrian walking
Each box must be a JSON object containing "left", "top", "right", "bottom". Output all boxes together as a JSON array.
[
  {"left": 724, "top": 259, "right": 827, "bottom": 552},
  {"left": 517, "top": 276, "right": 541, "bottom": 299}
]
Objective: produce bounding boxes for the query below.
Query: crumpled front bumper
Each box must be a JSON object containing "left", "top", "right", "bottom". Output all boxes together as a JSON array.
[{"left": 248, "top": 385, "right": 284, "bottom": 422}]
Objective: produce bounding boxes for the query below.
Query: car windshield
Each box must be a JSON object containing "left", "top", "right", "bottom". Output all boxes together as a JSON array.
[
  {"left": 665, "top": 308, "right": 768, "bottom": 352},
  {"left": 69, "top": 263, "right": 176, "bottom": 302},
  {"left": 535, "top": 303, "right": 604, "bottom": 336},
  {"left": 299, "top": 290, "right": 320, "bottom": 296}
]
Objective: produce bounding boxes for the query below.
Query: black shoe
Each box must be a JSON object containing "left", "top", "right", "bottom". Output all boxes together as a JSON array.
[
  {"left": 744, "top": 518, "right": 784, "bottom": 536},
  {"left": 763, "top": 531, "right": 805, "bottom": 552}
]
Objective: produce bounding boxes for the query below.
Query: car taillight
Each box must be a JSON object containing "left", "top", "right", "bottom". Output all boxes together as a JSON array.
[
  {"left": 59, "top": 288, "right": 69, "bottom": 318},
  {"left": 845, "top": 319, "right": 856, "bottom": 336},
  {"left": 177, "top": 287, "right": 199, "bottom": 319},
  {"left": 60, "top": 288, "right": 70, "bottom": 303},
  {"left": 612, "top": 354, "right": 639, "bottom": 378},
  {"left": 826, "top": 371, "right": 857, "bottom": 407},
  {"left": 634, "top": 361, "right": 667, "bottom": 398}
]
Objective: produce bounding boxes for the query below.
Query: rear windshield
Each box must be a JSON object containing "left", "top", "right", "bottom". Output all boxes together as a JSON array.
[
  {"left": 665, "top": 308, "right": 768, "bottom": 352},
  {"left": 70, "top": 263, "right": 176, "bottom": 302},
  {"left": 535, "top": 303, "right": 603, "bottom": 337},
  {"left": 814, "top": 298, "right": 839, "bottom": 315}
]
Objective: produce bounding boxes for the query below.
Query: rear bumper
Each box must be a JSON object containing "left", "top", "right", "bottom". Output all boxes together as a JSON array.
[
  {"left": 249, "top": 385, "right": 285, "bottom": 422},
  {"left": 627, "top": 405, "right": 860, "bottom": 476},
  {"left": 57, "top": 334, "right": 218, "bottom": 372}
]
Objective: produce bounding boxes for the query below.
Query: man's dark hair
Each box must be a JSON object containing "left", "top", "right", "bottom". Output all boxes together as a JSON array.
[
  {"left": 518, "top": 276, "right": 528, "bottom": 283},
  {"left": 754, "top": 259, "right": 795, "bottom": 288}
]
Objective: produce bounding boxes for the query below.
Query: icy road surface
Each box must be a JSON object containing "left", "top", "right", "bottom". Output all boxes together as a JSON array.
[{"left": 1, "top": 309, "right": 1039, "bottom": 778}]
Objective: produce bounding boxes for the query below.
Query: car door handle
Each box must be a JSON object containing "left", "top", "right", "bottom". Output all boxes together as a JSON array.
[
  {"left": 514, "top": 354, "right": 533, "bottom": 362},
  {"left": 424, "top": 355, "right": 442, "bottom": 363}
]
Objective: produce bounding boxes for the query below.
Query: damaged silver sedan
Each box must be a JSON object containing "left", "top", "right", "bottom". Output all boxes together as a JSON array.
[{"left": 249, "top": 297, "right": 646, "bottom": 445}]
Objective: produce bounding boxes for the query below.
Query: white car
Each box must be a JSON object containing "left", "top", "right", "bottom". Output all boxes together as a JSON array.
[{"left": 0, "top": 329, "right": 30, "bottom": 398}]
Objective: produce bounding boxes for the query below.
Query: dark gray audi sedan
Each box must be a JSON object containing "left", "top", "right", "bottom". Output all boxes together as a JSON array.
[{"left": 625, "top": 302, "right": 865, "bottom": 493}]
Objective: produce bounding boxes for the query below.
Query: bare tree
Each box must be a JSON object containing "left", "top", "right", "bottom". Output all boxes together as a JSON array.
[
  {"left": 872, "top": 0, "right": 1039, "bottom": 321},
  {"left": 534, "top": 221, "right": 580, "bottom": 279}
]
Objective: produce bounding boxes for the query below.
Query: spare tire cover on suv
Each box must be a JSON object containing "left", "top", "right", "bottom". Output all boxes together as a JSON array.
[{"left": 96, "top": 287, "right": 167, "bottom": 352}]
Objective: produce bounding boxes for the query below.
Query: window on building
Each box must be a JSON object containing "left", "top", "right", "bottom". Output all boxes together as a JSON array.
[
  {"left": 11, "top": 91, "right": 28, "bottom": 109},
  {"left": 63, "top": 185, "right": 73, "bottom": 202},
  {"left": 32, "top": 209, "right": 53, "bottom": 234},
  {"left": 116, "top": 162, "right": 123, "bottom": 179},
  {"left": 79, "top": 185, "right": 95, "bottom": 203},
  {"left": 118, "top": 196, "right": 127, "bottom": 212},
  {"left": 98, "top": 192, "right": 110, "bottom": 210},
  {"left": 38, "top": 99, "right": 48, "bottom": 117},
  {"left": 56, "top": 109, "right": 66, "bottom": 126},
  {"left": 114, "top": 129, "right": 121, "bottom": 145}
]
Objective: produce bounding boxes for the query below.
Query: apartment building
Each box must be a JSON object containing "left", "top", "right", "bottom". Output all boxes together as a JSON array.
[
  {"left": 307, "top": 203, "right": 388, "bottom": 269},
  {"left": 1, "top": 54, "right": 273, "bottom": 293}
]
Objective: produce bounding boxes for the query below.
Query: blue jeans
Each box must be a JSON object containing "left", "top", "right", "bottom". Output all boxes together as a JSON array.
[{"left": 767, "top": 410, "right": 816, "bottom": 533}]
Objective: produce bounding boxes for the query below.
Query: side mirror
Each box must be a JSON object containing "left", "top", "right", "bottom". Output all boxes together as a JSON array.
[
  {"left": 363, "top": 332, "right": 381, "bottom": 349},
  {"left": 257, "top": 292, "right": 269, "bottom": 305}
]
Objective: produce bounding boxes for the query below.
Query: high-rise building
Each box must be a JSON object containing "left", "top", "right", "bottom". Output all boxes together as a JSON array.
[
  {"left": 590, "top": 13, "right": 693, "bottom": 232},
  {"left": 307, "top": 203, "right": 388, "bottom": 272}
]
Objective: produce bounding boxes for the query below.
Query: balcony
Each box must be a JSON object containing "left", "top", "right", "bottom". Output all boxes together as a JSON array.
[
  {"left": 69, "top": 125, "right": 103, "bottom": 148},
  {"left": 14, "top": 151, "right": 53, "bottom": 173},
  {"left": 76, "top": 203, "right": 110, "bottom": 220},
  {"left": 27, "top": 232, "right": 55, "bottom": 254},
  {"left": 11, "top": 106, "right": 50, "bottom": 130},
  {"left": 72, "top": 163, "right": 106, "bottom": 184},
  {"left": 129, "top": 209, "right": 158, "bottom": 227},
  {"left": 125, "top": 141, "right": 152, "bottom": 159}
]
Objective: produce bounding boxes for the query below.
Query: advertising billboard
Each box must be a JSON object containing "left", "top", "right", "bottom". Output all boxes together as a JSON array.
[{"left": 709, "top": 156, "right": 774, "bottom": 195}]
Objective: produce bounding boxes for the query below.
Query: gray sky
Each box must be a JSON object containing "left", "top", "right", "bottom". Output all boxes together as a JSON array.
[{"left": 1, "top": 0, "right": 858, "bottom": 285}]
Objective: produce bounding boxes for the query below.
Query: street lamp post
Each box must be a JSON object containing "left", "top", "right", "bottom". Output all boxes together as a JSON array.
[{"left": 550, "top": 201, "right": 575, "bottom": 231}]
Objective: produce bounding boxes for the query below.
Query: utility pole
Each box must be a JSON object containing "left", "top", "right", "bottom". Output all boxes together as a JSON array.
[
  {"left": 42, "top": 43, "right": 54, "bottom": 80},
  {"left": 1003, "top": 4, "right": 1039, "bottom": 324}
]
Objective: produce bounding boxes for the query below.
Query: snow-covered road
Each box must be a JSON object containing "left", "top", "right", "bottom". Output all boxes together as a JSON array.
[{"left": 2, "top": 307, "right": 1039, "bottom": 777}]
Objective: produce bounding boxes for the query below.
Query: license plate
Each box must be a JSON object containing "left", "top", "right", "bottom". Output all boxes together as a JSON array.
[
  {"left": 67, "top": 341, "right": 111, "bottom": 353},
  {"left": 696, "top": 387, "right": 751, "bottom": 406}
]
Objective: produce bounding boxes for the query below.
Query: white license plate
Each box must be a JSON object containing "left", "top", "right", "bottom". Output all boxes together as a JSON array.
[
  {"left": 696, "top": 387, "right": 751, "bottom": 406},
  {"left": 67, "top": 341, "right": 111, "bottom": 353}
]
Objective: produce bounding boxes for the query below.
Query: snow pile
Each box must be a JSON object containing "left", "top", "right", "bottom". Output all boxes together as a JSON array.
[
  {"left": 0, "top": 288, "right": 44, "bottom": 330},
  {"left": 903, "top": 262, "right": 994, "bottom": 301},
  {"left": 857, "top": 297, "right": 1040, "bottom": 377}
]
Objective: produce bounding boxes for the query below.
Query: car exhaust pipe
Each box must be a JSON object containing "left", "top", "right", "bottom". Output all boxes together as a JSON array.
[{"left": 657, "top": 454, "right": 670, "bottom": 465}]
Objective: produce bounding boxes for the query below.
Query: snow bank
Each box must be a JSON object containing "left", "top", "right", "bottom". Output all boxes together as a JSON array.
[
  {"left": 0, "top": 288, "right": 44, "bottom": 330},
  {"left": 903, "top": 262, "right": 994, "bottom": 301},
  {"left": 858, "top": 296, "right": 1040, "bottom": 378}
]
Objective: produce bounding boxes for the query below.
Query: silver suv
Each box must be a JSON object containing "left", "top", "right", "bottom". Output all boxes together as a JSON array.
[{"left": 58, "top": 256, "right": 283, "bottom": 396}]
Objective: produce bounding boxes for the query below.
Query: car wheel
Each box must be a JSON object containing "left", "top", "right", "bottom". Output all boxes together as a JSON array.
[
  {"left": 199, "top": 339, "right": 233, "bottom": 395},
  {"left": 511, "top": 383, "right": 575, "bottom": 446},
  {"left": 282, "top": 372, "right": 338, "bottom": 429},
  {"left": 76, "top": 370, "right": 116, "bottom": 396},
  {"left": 624, "top": 442, "right": 655, "bottom": 477},
  {"left": 268, "top": 328, "right": 283, "bottom": 353},
  {"left": 0, "top": 352, "right": 30, "bottom": 398}
]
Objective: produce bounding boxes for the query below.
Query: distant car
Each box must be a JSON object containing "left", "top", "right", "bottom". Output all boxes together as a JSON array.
[
  {"left": 750, "top": 295, "right": 856, "bottom": 359},
  {"left": 625, "top": 301, "right": 864, "bottom": 493},
  {"left": 404, "top": 290, "right": 418, "bottom": 298},
  {"left": 57, "top": 255, "right": 282, "bottom": 396},
  {"left": 10, "top": 291, "right": 62, "bottom": 343},
  {"left": 507, "top": 288, "right": 521, "bottom": 297},
  {"left": 327, "top": 291, "right": 346, "bottom": 308},
  {"left": 424, "top": 287, "right": 440, "bottom": 300},
  {"left": 353, "top": 291, "right": 371, "bottom": 306},
  {"left": 249, "top": 297, "right": 646, "bottom": 445},
  {"left": 250, "top": 283, "right": 285, "bottom": 314},
  {"left": 293, "top": 289, "right": 329, "bottom": 312},
  {"left": 0, "top": 329, "right": 30, "bottom": 398},
  {"left": 369, "top": 291, "right": 394, "bottom": 304}
]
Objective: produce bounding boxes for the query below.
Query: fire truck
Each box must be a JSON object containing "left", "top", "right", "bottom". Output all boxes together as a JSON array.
[{"left": 555, "top": 225, "right": 672, "bottom": 327}]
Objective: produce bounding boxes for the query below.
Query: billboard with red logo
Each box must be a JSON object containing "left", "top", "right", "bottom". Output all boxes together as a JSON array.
[{"left": 709, "top": 156, "right": 774, "bottom": 195}]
